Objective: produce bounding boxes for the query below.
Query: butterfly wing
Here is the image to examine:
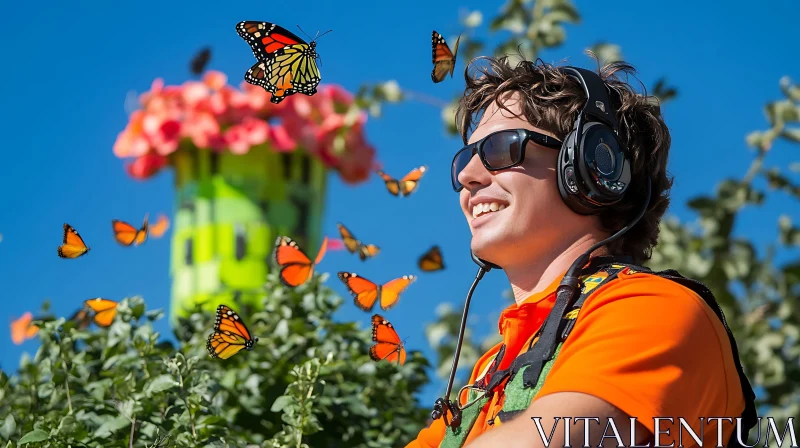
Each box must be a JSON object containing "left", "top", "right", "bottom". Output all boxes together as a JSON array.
[
  {"left": 338, "top": 272, "right": 379, "bottom": 311},
  {"left": 84, "top": 298, "right": 118, "bottom": 327},
  {"left": 133, "top": 214, "right": 149, "bottom": 246},
  {"left": 379, "top": 275, "right": 416, "bottom": 310},
  {"left": 190, "top": 47, "right": 212, "bottom": 76},
  {"left": 376, "top": 170, "right": 400, "bottom": 196},
  {"left": 399, "top": 166, "right": 428, "bottom": 196},
  {"left": 370, "top": 314, "right": 406, "bottom": 365},
  {"left": 235, "top": 21, "right": 321, "bottom": 104},
  {"left": 150, "top": 214, "right": 170, "bottom": 238},
  {"left": 207, "top": 304, "right": 256, "bottom": 359},
  {"left": 58, "top": 224, "right": 90, "bottom": 259},
  {"left": 213, "top": 304, "right": 254, "bottom": 341},
  {"left": 206, "top": 330, "right": 248, "bottom": 359},
  {"left": 418, "top": 245, "right": 445, "bottom": 271},
  {"left": 274, "top": 236, "right": 314, "bottom": 287},
  {"left": 431, "top": 31, "right": 458, "bottom": 83},
  {"left": 314, "top": 236, "right": 328, "bottom": 265},
  {"left": 10, "top": 312, "right": 38, "bottom": 345},
  {"left": 337, "top": 223, "right": 361, "bottom": 254},
  {"left": 112, "top": 220, "right": 139, "bottom": 246},
  {"left": 358, "top": 244, "right": 380, "bottom": 261}
]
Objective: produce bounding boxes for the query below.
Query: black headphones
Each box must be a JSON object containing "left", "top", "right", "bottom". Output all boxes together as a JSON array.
[{"left": 556, "top": 66, "right": 631, "bottom": 215}]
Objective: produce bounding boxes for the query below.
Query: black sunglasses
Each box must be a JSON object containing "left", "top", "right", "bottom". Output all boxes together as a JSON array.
[{"left": 451, "top": 128, "right": 563, "bottom": 192}]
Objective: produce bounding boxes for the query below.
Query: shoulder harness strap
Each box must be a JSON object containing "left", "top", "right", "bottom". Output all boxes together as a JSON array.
[{"left": 488, "top": 257, "right": 632, "bottom": 423}]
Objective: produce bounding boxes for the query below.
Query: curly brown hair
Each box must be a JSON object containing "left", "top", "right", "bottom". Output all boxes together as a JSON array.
[{"left": 456, "top": 55, "right": 673, "bottom": 264}]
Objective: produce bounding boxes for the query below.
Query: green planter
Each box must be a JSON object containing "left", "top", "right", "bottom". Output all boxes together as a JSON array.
[{"left": 169, "top": 144, "right": 327, "bottom": 327}]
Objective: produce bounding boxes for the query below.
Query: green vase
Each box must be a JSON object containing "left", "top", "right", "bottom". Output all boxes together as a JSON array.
[{"left": 168, "top": 143, "right": 327, "bottom": 328}]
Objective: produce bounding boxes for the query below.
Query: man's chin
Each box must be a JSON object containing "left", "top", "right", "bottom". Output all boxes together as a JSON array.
[{"left": 470, "top": 237, "right": 506, "bottom": 267}]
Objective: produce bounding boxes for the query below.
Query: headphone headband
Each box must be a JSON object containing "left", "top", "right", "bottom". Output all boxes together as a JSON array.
[{"left": 561, "top": 66, "right": 620, "bottom": 132}]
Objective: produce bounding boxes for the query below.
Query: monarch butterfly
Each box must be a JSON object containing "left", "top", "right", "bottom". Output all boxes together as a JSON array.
[
  {"left": 431, "top": 31, "right": 460, "bottom": 83},
  {"left": 84, "top": 298, "right": 118, "bottom": 327},
  {"left": 206, "top": 304, "right": 258, "bottom": 359},
  {"left": 68, "top": 307, "right": 92, "bottom": 330},
  {"left": 112, "top": 214, "right": 148, "bottom": 247},
  {"left": 149, "top": 214, "right": 170, "bottom": 238},
  {"left": 337, "top": 272, "right": 416, "bottom": 312},
  {"left": 273, "top": 235, "right": 328, "bottom": 287},
  {"left": 235, "top": 21, "right": 330, "bottom": 104},
  {"left": 376, "top": 166, "right": 428, "bottom": 197},
  {"left": 10, "top": 312, "right": 39, "bottom": 345},
  {"left": 370, "top": 314, "right": 406, "bottom": 365},
  {"left": 418, "top": 245, "right": 446, "bottom": 272},
  {"left": 57, "top": 223, "right": 90, "bottom": 259},
  {"left": 337, "top": 223, "right": 380, "bottom": 261},
  {"left": 190, "top": 47, "right": 212, "bottom": 76}
]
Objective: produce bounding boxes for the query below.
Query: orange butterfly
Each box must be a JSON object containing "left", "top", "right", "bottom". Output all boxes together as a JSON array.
[
  {"left": 273, "top": 235, "right": 328, "bottom": 287},
  {"left": 370, "top": 314, "right": 407, "bottom": 365},
  {"left": 57, "top": 223, "right": 90, "bottom": 259},
  {"left": 431, "top": 31, "right": 460, "bottom": 83},
  {"left": 418, "top": 245, "right": 446, "bottom": 272},
  {"left": 10, "top": 312, "right": 39, "bottom": 345},
  {"left": 84, "top": 298, "right": 118, "bottom": 327},
  {"left": 149, "top": 214, "right": 170, "bottom": 238},
  {"left": 337, "top": 223, "right": 380, "bottom": 261},
  {"left": 68, "top": 307, "right": 93, "bottom": 330},
  {"left": 206, "top": 304, "right": 258, "bottom": 359},
  {"left": 337, "top": 272, "right": 416, "bottom": 312},
  {"left": 376, "top": 166, "right": 428, "bottom": 197},
  {"left": 112, "top": 214, "right": 149, "bottom": 247}
]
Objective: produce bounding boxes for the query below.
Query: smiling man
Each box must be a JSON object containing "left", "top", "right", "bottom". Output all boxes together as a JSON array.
[{"left": 406, "top": 57, "right": 756, "bottom": 448}]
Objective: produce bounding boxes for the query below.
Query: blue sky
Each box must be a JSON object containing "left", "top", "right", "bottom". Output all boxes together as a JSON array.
[{"left": 0, "top": 0, "right": 798, "bottom": 411}]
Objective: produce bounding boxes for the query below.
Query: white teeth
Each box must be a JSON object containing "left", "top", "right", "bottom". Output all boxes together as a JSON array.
[{"left": 472, "top": 202, "right": 507, "bottom": 218}]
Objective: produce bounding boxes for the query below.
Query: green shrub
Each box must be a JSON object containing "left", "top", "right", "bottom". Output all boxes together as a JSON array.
[{"left": 0, "top": 272, "right": 430, "bottom": 447}]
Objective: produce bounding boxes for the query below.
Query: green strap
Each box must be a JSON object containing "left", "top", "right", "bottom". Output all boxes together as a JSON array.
[{"left": 439, "top": 392, "right": 490, "bottom": 448}]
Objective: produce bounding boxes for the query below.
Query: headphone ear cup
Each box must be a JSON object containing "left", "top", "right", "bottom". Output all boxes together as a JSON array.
[{"left": 557, "top": 130, "right": 577, "bottom": 198}]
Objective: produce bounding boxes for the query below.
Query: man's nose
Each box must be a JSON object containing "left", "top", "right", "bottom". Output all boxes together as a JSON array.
[{"left": 457, "top": 153, "right": 492, "bottom": 190}]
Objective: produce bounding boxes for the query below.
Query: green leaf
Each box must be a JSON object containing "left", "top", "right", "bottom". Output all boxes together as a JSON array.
[
  {"left": 781, "top": 127, "right": 800, "bottom": 142},
  {"left": 271, "top": 395, "right": 294, "bottom": 413},
  {"left": 0, "top": 414, "right": 15, "bottom": 440},
  {"left": 18, "top": 429, "right": 49, "bottom": 444},
  {"left": 144, "top": 374, "right": 178, "bottom": 396},
  {"left": 588, "top": 42, "right": 622, "bottom": 64}
]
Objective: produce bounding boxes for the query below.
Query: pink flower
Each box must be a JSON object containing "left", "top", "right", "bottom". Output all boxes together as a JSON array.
[
  {"left": 203, "top": 70, "right": 227, "bottom": 91},
  {"left": 126, "top": 153, "right": 168, "bottom": 179},
  {"left": 153, "top": 120, "right": 181, "bottom": 155},
  {"left": 241, "top": 116, "right": 269, "bottom": 146},
  {"left": 117, "top": 71, "right": 376, "bottom": 185},
  {"left": 323, "top": 84, "right": 354, "bottom": 106},
  {"left": 182, "top": 111, "right": 220, "bottom": 149},
  {"left": 268, "top": 124, "right": 296, "bottom": 151},
  {"left": 224, "top": 124, "right": 251, "bottom": 155},
  {"left": 181, "top": 81, "right": 210, "bottom": 107}
]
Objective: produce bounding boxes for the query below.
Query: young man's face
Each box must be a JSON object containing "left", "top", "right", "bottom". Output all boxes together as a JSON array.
[{"left": 458, "top": 93, "right": 586, "bottom": 268}]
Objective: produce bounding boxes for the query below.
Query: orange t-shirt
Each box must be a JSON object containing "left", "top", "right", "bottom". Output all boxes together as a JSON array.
[{"left": 406, "top": 269, "right": 746, "bottom": 448}]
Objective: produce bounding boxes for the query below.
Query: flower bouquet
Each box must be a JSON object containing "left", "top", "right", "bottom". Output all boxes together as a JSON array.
[{"left": 114, "top": 71, "right": 376, "bottom": 325}]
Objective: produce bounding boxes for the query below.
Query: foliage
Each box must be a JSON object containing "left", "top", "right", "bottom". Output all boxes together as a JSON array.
[
  {"left": 355, "top": 0, "right": 677, "bottom": 135},
  {"left": 648, "top": 76, "right": 800, "bottom": 424},
  {"left": 0, "top": 273, "right": 430, "bottom": 447}
]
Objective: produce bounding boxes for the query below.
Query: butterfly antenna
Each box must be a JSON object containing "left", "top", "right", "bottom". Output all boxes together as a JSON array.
[
  {"left": 315, "top": 29, "right": 333, "bottom": 41},
  {"left": 296, "top": 25, "right": 313, "bottom": 41}
]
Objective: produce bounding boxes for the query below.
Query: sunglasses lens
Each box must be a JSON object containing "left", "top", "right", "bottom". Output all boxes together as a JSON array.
[
  {"left": 483, "top": 132, "right": 523, "bottom": 169},
  {"left": 451, "top": 146, "right": 476, "bottom": 190}
]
